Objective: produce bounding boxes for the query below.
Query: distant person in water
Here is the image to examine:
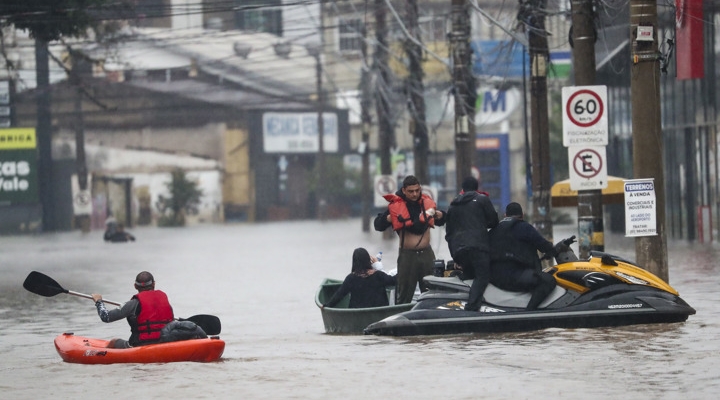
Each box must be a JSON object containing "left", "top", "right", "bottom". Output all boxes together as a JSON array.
[
  {"left": 104, "top": 223, "right": 136, "bottom": 243},
  {"left": 322, "top": 248, "right": 396, "bottom": 309}
]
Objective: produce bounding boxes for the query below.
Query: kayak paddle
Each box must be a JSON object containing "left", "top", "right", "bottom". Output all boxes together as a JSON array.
[
  {"left": 23, "top": 270, "right": 122, "bottom": 305},
  {"left": 23, "top": 271, "right": 221, "bottom": 335},
  {"left": 182, "top": 314, "right": 221, "bottom": 335}
]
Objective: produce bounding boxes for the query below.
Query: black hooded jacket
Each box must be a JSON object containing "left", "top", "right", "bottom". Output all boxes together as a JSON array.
[{"left": 445, "top": 191, "right": 499, "bottom": 256}]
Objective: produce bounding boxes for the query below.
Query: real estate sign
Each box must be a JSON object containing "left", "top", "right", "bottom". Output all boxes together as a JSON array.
[
  {"left": 0, "top": 128, "right": 39, "bottom": 205},
  {"left": 624, "top": 178, "right": 657, "bottom": 237}
]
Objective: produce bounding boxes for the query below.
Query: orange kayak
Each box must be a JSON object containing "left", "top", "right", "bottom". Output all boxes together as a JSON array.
[{"left": 54, "top": 333, "right": 225, "bottom": 364}]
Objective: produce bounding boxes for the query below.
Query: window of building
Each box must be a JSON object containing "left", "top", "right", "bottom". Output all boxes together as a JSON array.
[
  {"left": 235, "top": 0, "right": 283, "bottom": 36},
  {"left": 339, "top": 18, "right": 363, "bottom": 53}
]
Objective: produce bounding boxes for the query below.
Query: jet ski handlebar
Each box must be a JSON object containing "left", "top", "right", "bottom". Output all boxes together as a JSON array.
[
  {"left": 561, "top": 235, "right": 576, "bottom": 246},
  {"left": 552, "top": 235, "right": 579, "bottom": 263}
]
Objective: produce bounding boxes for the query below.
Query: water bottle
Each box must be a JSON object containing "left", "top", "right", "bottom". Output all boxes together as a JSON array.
[{"left": 372, "top": 251, "right": 384, "bottom": 270}]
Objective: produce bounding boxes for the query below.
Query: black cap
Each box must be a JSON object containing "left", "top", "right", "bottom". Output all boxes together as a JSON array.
[{"left": 505, "top": 202, "right": 523, "bottom": 217}]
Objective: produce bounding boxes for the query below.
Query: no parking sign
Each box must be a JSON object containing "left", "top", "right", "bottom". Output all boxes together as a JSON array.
[
  {"left": 374, "top": 175, "right": 397, "bottom": 208},
  {"left": 568, "top": 146, "right": 608, "bottom": 190}
]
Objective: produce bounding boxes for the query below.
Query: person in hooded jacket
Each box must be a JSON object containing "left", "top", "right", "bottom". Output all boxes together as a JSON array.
[
  {"left": 489, "top": 202, "right": 557, "bottom": 310},
  {"left": 445, "top": 176, "right": 499, "bottom": 311}
]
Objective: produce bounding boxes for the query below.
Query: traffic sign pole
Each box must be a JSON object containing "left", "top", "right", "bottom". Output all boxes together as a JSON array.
[{"left": 562, "top": 85, "right": 609, "bottom": 258}]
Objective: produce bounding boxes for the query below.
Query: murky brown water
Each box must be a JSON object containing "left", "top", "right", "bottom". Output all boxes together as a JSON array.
[{"left": 1, "top": 220, "right": 716, "bottom": 399}]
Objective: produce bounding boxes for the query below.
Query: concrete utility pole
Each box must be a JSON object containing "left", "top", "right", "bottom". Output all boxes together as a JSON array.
[
  {"left": 570, "top": 0, "right": 602, "bottom": 258},
  {"left": 527, "top": 0, "right": 553, "bottom": 241},
  {"left": 630, "top": 0, "right": 668, "bottom": 280},
  {"left": 450, "top": 0, "right": 475, "bottom": 188},
  {"left": 314, "top": 51, "right": 326, "bottom": 220},
  {"left": 35, "top": 38, "right": 55, "bottom": 231},
  {"left": 374, "top": 0, "right": 393, "bottom": 177},
  {"left": 360, "top": 25, "right": 372, "bottom": 232},
  {"left": 405, "top": 0, "right": 429, "bottom": 184},
  {"left": 70, "top": 50, "right": 90, "bottom": 232},
  {"left": 315, "top": 1, "right": 326, "bottom": 221}
]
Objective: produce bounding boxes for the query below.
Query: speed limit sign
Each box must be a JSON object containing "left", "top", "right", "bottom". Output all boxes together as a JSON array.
[{"left": 562, "top": 85, "right": 608, "bottom": 147}]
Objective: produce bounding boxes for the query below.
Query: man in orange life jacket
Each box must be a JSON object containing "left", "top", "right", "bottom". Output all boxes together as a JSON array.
[
  {"left": 374, "top": 175, "right": 446, "bottom": 304},
  {"left": 92, "top": 271, "right": 174, "bottom": 348}
]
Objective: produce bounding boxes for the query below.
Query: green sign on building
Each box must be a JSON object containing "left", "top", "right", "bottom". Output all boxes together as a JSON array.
[{"left": 0, "top": 128, "right": 39, "bottom": 205}]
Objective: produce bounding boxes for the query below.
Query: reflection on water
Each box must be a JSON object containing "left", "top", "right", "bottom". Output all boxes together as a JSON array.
[{"left": 1, "top": 220, "right": 718, "bottom": 399}]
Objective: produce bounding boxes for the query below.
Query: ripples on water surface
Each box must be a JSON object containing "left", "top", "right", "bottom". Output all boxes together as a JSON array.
[{"left": 1, "top": 220, "right": 717, "bottom": 399}]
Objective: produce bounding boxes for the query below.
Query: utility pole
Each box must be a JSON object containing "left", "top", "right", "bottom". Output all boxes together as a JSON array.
[
  {"left": 360, "top": 25, "right": 372, "bottom": 232},
  {"left": 316, "top": 1, "right": 326, "bottom": 221},
  {"left": 570, "top": 0, "right": 602, "bottom": 258},
  {"left": 70, "top": 49, "right": 90, "bottom": 232},
  {"left": 375, "top": 0, "right": 393, "bottom": 177},
  {"left": 405, "top": 0, "right": 429, "bottom": 184},
  {"left": 35, "top": 38, "right": 54, "bottom": 231},
  {"left": 375, "top": 0, "right": 394, "bottom": 240},
  {"left": 314, "top": 51, "right": 326, "bottom": 220},
  {"left": 630, "top": 0, "right": 668, "bottom": 280},
  {"left": 450, "top": 0, "right": 475, "bottom": 188},
  {"left": 526, "top": 0, "right": 553, "bottom": 241}
]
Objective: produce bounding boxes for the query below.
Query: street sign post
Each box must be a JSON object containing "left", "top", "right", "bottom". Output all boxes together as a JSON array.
[{"left": 562, "top": 85, "right": 608, "bottom": 147}]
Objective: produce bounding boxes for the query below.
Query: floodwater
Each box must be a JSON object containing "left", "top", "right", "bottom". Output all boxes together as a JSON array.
[{"left": 1, "top": 219, "right": 718, "bottom": 399}]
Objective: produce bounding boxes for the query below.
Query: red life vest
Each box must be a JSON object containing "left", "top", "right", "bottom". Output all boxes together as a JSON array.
[
  {"left": 383, "top": 193, "right": 437, "bottom": 231},
  {"left": 133, "top": 290, "right": 174, "bottom": 342}
]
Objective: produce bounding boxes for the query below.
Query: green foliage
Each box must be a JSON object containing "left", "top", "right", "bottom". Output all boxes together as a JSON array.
[
  {"left": 155, "top": 169, "right": 203, "bottom": 227},
  {"left": 0, "top": 0, "right": 127, "bottom": 41}
]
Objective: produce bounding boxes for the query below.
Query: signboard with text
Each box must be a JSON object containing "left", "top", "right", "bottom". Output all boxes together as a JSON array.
[
  {"left": 568, "top": 146, "right": 608, "bottom": 191},
  {"left": 624, "top": 178, "right": 657, "bottom": 237},
  {"left": 562, "top": 85, "right": 608, "bottom": 146},
  {"left": 0, "top": 128, "right": 39, "bottom": 205},
  {"left": 262, "top": 112, "right": 338, "bottom": 153}
]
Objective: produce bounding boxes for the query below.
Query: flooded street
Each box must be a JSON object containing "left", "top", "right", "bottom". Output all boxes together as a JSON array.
[{"left": 1, "top": 219, "right": 718, "bottom": 399}]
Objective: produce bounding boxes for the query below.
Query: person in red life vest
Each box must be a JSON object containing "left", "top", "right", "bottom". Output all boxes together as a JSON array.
[
  {"left": 445, "top": 176, "right": 499, "bottom": 311},
  {"left": 91, "top": 271, "right": 174, "bottom": 348},
  {"left": 373, "top": 175, "right": 447, "bottom": 304}
]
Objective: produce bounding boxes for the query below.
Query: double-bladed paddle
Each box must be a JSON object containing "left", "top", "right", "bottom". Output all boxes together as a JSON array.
[{"left": 22, "top": 271, "right": 221, "bottom": 335}]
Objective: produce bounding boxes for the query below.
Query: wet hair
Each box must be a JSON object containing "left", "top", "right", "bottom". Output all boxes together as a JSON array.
[
  {"left": 351, "top": 248, "right": 372, "bottom": 274},
  {"left": 505, "top": 202, "right": 524, "bottom": 217},
  {"left": 402, "top": 175, "right": 420, "bottom": 188},
  {"left": 461, "top": 176, "right": 479, "bottom": 192},
  {"left": 134, "top": 271, "right": 155, "bottom": 290}
]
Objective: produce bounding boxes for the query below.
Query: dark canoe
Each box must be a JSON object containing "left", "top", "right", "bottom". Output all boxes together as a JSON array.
[{"left": 315, "top": 278, "right": 415, "bottom": 334}]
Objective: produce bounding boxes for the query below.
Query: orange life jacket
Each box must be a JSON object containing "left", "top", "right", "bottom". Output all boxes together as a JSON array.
[{"left": 383, "top": 193, "right": 437, "bottom": 232}]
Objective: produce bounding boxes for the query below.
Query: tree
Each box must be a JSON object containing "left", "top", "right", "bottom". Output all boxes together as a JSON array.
[{"left": 155, "top": 169, "right": 203, "bottom": 227}]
